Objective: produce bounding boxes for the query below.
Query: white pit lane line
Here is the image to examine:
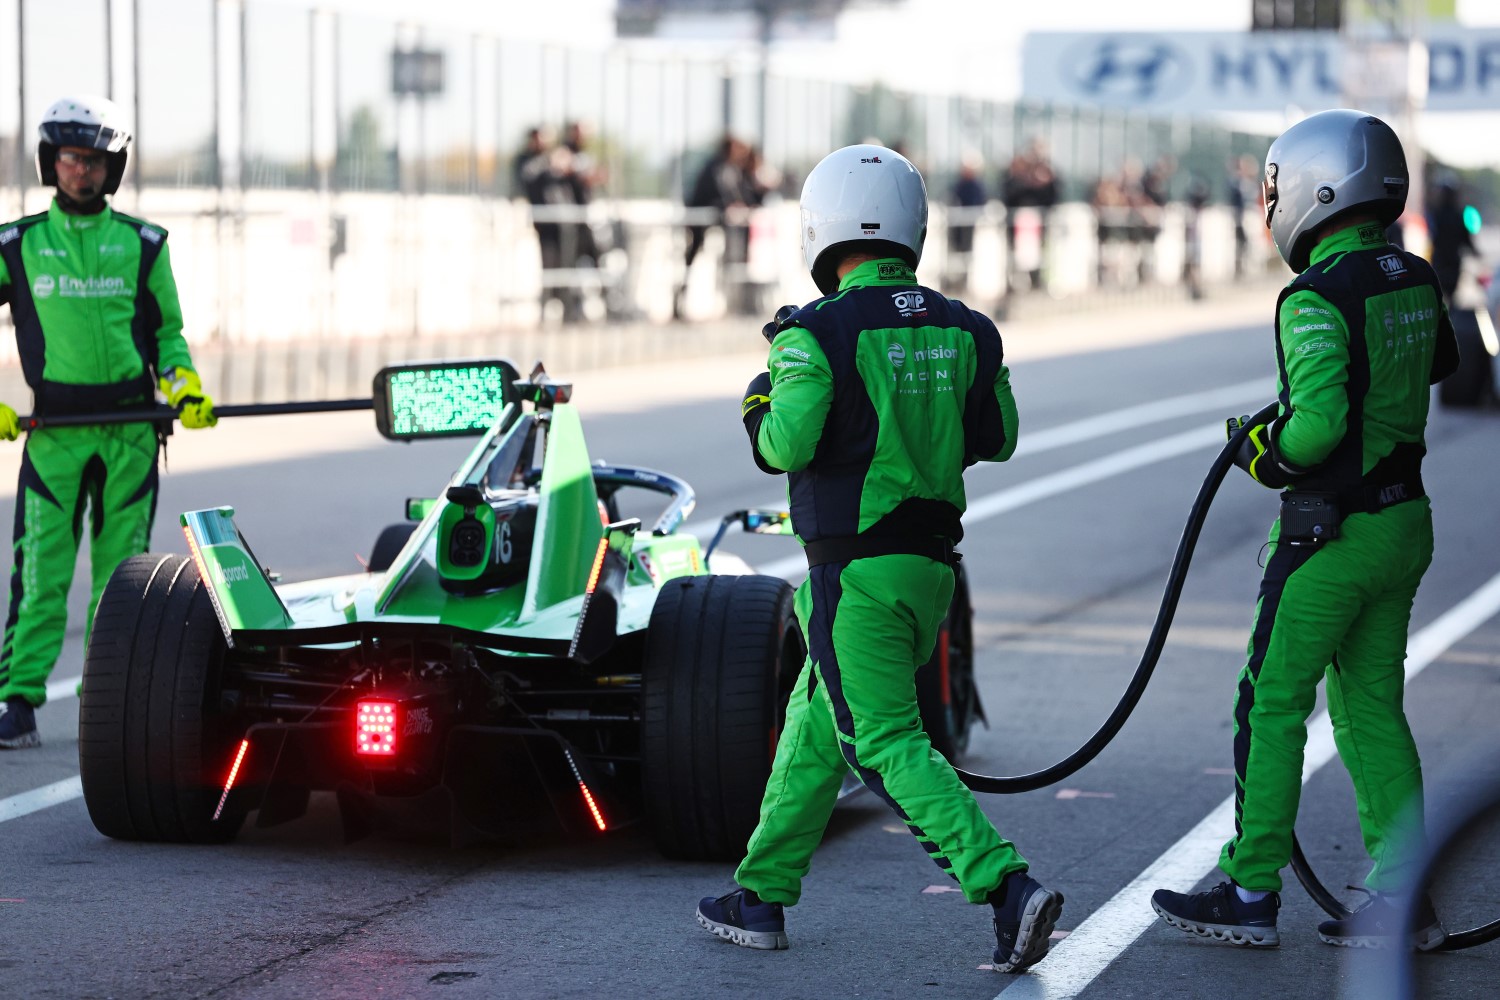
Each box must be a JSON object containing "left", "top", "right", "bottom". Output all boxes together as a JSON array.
[{"left": 997, "top": 571, "right": 1500, "bottom": 1000}]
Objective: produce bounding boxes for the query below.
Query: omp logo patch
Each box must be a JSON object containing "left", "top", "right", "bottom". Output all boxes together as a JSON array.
[
  {"left": 31, "top": 274, "right": 55, "bottom": 298},
  {"left": 891, "top": 290, "right": 926, "bottom": 318},
  {"left": 1295, "top": 339, "right": 1335, "bottom": 355},
  {"left": 888, "top": 343, "right": 906, "bottom": 367},
  {"left": 1377, "top": 253, "right": 1407, "bottom": 277}
]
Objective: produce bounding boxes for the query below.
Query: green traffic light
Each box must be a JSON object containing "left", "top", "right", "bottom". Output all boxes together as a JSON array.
[{"left": 1463, "top": 204, "right": 1482, "bottom": 235}]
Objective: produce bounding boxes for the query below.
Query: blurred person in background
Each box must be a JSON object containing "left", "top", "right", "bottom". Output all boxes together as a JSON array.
[
  {"left": 946, "top": 152, "right": 987, "bottom": 293},
  {"left": 524, "top": 142, "right": 587, "bottom": 324},
  {"left": 512, "top": 127, "right": 549, "bottom": 199},
  {"left": 1227, "top": 154, "right": 1263, "bottom": 278},
  {"left": 562, "top": 120, "right": 605, "bottom": 277},
  {"left": 1000, "top": 138, "right": 1059, "bottom": 293},
  {"left": 677, "top": 135, "right": 750, "bottom": 321},
  {"left": 0, "top": 95, "right": 217, "bottom": 749},
  {"left": 1426, "top": 174, "right": 1476, "bottom": 304},
  {"left": 698, "top": 143, "right": 1063, "bottom": 975}
]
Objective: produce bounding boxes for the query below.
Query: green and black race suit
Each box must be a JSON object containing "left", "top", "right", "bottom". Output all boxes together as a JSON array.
[
  {"left": 735, "top": 259, "right": 1026, "bottom": 905},
  {"left": 1221, "top": 223, "right": 1460, "bottom": 893},
  {"left": 0, "top": 200, "right": 194, "bottom": 708}
]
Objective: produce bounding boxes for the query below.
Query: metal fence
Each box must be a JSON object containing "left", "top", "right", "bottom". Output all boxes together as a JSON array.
[{"left": 0, "top": 0, "right": 1277, "bottom": 346}]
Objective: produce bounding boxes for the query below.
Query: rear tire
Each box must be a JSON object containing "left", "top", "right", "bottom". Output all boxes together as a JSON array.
[
  {"left": 642, "top": 574, "right": 801, "bottom": 861},
  {"left": 916, "top": 563, "right": 980, "bottom": 763},
  {"left": 78, "top": 553, "right": 245, "bottom": 843},
  {"left": 1438, "top": 309, "right": 1494, "bottom": 408},
  {"left": 368, "top": 523, "right": 417, "bottom": 572}
]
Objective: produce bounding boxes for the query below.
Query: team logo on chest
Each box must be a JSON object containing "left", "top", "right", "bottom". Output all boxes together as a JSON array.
[{"left": 891, "top": 290, "right": 926, "bottom": 318}]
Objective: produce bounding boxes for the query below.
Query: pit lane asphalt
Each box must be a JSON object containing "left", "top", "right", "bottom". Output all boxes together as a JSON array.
[{"left": 2, "top": 290, "right": 1498, "bottom": 1000}]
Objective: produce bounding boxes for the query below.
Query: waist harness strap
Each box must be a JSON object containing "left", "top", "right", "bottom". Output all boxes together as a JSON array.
[
  {"left": 1341, "top": 442, "right": 1426, "bottom": 515},
  {"left": 803, "top": 534, "right": 961, "bottom": 569}
]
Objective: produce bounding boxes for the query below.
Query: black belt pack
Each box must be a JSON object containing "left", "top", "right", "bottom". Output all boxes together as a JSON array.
[{"left": 1279, "top": 492, "right": 1340, "bottom": 548}]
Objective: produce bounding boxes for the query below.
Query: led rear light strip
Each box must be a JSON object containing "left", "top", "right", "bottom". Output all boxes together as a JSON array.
[
  {"left": 213, "top": 740, "right": 251, "bottom": 822},
  {"left": 561, "top": 749, "right": 608, "bottom": 832}
]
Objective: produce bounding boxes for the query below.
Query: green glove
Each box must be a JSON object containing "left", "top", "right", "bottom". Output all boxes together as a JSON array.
[
  {"left": 0, "top": 403, "right": 17, "bottom": 442},
  {"left": 159, "top": 367, "right": 217, "bottom": 429}
]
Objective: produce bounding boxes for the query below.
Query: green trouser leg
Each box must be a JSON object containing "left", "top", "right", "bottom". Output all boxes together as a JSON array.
[
  {"left": 1220, "top": 501, "right": 1432, "bottom": 893},
  {"left": 736, "top": 554, "right": 1027, "bottom": 906},
  {"left": 0, "top": 424, "right": 157, "bottom": 707}
]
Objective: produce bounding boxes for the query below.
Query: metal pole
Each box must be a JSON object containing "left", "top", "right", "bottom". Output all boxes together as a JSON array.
[
  {"left": 131, "top": 0, "right": 141, "bottom": 202},
  {"left": 17, "top": 0, "right": 26, "bottom": 206},
  {"left": 104, "top": 0, "right": 113, "bottom": 99}
]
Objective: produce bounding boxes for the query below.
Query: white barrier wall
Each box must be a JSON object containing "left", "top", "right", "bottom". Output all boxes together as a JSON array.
[{"left": 0, "top": 186, "right": 1271, "bottom": 362}]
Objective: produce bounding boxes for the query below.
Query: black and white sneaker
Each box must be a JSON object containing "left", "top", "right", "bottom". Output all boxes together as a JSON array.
[
  {"left": 990, "top": 871, "right": 1065, "bottom": 973},
  {"left": 696, "top": 887, "right": 788, "bottom": 950},
  {"left": 1318, "top": 889, "right": 1447, "bottom": 951},
  {"left": 1152, "top": 881, "right": 1280, "bottom": 948},
  {"left": 0, "top": 697, "right": 39, "bottom": 750}
]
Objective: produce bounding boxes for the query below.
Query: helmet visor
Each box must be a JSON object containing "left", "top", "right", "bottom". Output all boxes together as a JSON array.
[
  {"left": 39, "top": 120, "right": 129, "bottom": 153},
  {"left": 1263, "top": 162, "right": 1278, "bottom": 230}
]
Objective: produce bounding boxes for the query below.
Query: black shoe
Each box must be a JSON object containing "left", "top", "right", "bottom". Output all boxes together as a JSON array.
[
  {"left": 990, "top": 871, "right": 1064, "bottom": 973},
  {"left": 696, "top": 887, "right": 788, "bottom": 950},
  {"left": 1151, "top": 881, "right": 1279, "bottom": 948},
  {"left": 0, "top": 697, "right": 40, "bottom": 749},
  {"left": 1318, "top": 889, "right": 1447, "bottom": 951}
]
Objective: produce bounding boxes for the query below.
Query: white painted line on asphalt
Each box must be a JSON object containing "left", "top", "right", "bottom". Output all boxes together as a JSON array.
[
  {"left": 1011, "top": 379, "right": 1266, "bottom": 458},
  {"left": 997, "top": 569, "right": 1500, "bottom": 1000},
  {"left": 756, "top": 423, "right": 1227, "bottom": 581},
  {"left": 45, "top": 675, "right": 79, "bottom": 704},
  {"left": 691, "top": 376, "right": 1265, "bottom": 559},
  {"left": 0, "top": 776, "right": 82, "bottom": 824}
]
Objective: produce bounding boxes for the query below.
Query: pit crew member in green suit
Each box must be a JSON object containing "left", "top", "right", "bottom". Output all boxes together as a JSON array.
[
  {"left": 695, "top": 144, "right": 1064, "bottom": 974},
  {"left": 1151, "top": 109, "right": 1459, "bottom": 949},
  {"left": 0, "top": 94, "right": 217, "bottom": 750}
]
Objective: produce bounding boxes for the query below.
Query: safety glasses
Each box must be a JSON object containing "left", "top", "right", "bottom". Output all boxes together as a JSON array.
[{"left": 56, "top": 149, "right": 108, "bottom": 170}]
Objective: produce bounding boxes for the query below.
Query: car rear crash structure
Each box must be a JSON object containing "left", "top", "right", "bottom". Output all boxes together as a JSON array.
[{"left": 77, "top": 360, "right": 979, "bottom": 859}]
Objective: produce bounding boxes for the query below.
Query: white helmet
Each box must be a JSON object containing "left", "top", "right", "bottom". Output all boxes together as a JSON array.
[
  {"left": 800, "top": 144, "right": 927, "bottom": 294},
  {"left": 1263, "top": 108, "right": 1407, "bottom": 272},
  {"left": 36, "top": 94, "right": 133, "bottom": 196}
]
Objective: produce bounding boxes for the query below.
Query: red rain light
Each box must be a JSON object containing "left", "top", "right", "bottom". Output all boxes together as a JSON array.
[{"left": 356, "top": 700, "right": 398, "bottom": 756}]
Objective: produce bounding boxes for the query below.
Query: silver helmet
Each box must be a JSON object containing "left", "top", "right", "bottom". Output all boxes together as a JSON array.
[{"left": 1263, "top": 109, "right": 1407, "bottom": 272}]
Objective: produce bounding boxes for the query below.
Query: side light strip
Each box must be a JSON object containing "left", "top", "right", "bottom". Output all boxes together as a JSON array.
[
  {"left": 584, "top": 536, "right": 609, "bottom": 594},
  {"left": 182, "top": 526, "right": 234, "bottom": 646},
  {"left": 562, "top": 749, "right": 608, "bottom": 832},
  {"left": 213, "top": 740, "right": 251, "bottom": 822}
]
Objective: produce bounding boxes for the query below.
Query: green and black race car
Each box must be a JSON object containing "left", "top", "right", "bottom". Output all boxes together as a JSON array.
[{"left": 77, "top": 360, "right": 980, "bottom": 860}]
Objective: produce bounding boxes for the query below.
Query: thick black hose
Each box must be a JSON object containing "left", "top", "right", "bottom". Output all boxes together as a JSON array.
[
  {"left": 952, "top": 401, "right": 1495, "bottom": 951},
  {"left": 954, "top": 408, "right": 1256, "bottom": 794}
]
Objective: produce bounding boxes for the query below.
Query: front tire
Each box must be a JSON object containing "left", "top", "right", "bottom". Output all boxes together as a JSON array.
[
  {"left": 641, "top": 574, "right": 801, "bottom": 861},
  {"left": 78, "top": 553, "right": 245, "bottom": 843}
]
